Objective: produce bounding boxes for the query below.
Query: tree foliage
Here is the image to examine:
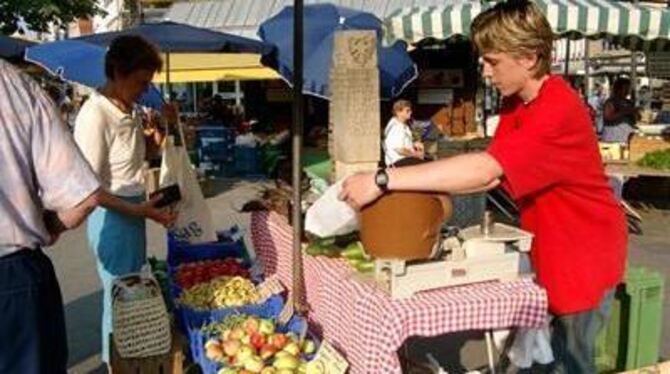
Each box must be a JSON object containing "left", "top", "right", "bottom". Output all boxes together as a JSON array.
[{"left": 0, "top": 0, "right": 104, "bottom": 34}]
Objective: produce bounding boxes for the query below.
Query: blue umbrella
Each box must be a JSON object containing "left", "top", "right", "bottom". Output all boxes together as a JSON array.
[
  {"left": 74, "top": 21, "right": 275, "bottom": 55},
  {"left": 258, "top": 4, "right": 417, "bottom": 99},
  {"left": 25, "top": 40, "right": 163, "bottom": 109},
  {"left": 0, "top": 35, "right": 36, "bottom": 60}
]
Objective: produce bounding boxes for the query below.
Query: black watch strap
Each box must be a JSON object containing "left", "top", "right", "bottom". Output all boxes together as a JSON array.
[{"left": 375, "top": 168, "right": 389, "bottom": 193}]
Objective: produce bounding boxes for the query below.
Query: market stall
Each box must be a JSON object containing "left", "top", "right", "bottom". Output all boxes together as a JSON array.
[{"left": 251, "top": 211, "right": 548, "bottom": 373}]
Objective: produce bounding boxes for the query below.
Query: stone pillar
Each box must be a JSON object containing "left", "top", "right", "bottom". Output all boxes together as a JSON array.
[{"left": 329, "top": 30, "right": 381, "bottom": 182}]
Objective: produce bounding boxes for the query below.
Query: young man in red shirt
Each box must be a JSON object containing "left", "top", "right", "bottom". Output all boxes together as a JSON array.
[{"left": 340, "top": 1, "right": 627, "bottom": 372}]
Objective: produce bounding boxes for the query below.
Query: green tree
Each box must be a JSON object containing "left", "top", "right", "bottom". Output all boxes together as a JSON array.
[{"left": 0, "top": 0, "right": 104, "bottom": 34}]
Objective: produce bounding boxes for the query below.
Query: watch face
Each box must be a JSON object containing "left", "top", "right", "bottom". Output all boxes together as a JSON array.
[{"left": 375, "top": 170, "right": 388, "bottom": 187}]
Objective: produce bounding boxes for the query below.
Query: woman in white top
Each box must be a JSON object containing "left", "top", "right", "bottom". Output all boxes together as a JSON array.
[
  {"left": 383, "top": 99, "right": 424, "bottom": 166},
  {"left": 73, "top": 35, "right": 175, "bottom": 366}
]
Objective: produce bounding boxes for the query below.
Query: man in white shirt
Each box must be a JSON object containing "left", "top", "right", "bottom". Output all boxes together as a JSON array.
[
  {"left": 383, "top": 99, "right": 424, "bottom": 166},
  {"left": 0, "top": 58, "right": 101, "bottom": 373}
]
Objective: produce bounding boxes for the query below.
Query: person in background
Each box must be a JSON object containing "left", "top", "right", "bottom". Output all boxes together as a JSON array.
[
  {"left": 383, "top": 99, "right": 424, "bottom": 166},
  {"left": 341, "top": 1, "right": 626, "bottom": 372},
  {"left": 602, "top": 77, "right": 638, "bottom": 144},
  {"left": 588, "top": 83, "right": 606, "bottom": 134},
  {"left": 73, "top": 35, "right": 176, "bottom": 367}
]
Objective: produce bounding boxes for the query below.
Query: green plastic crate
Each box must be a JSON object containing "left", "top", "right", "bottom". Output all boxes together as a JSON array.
[{"left": 596, "top": 266, "right": 665, "bottom": 373}]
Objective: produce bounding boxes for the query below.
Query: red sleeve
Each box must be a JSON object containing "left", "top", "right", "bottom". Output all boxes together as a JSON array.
[{"left": 487, "top": 101, "right": 581, "bottom": 200}]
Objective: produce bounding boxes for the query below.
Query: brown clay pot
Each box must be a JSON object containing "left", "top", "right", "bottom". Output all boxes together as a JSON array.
[{"left": 359, "top": 192, "right": 453, "bottom": 260}]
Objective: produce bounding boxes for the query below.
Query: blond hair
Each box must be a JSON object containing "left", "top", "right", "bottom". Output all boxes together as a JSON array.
[
  {"left": 471, "top": 0, "right": 554, "bottom": 78},
  {"left": 392, "top": 99, "right": 412, "bottom": 115}
]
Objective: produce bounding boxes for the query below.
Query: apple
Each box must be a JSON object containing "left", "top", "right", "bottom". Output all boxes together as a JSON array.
[
  {"left": 276, "top": 370, "right": 295, "bottom": 374},
  {"left": 297, "top": 363, "right": 307, "bottom": 374},
  {"left": 217, "top": 368, "right": 237, "bottom": 374},
  {"left": 282, "top": 342, "right": 301, "bottom": 356},
  {"left": 241, "top": 334, "right": 252, "bottom": 345},
  {"left": 230, "top": 327, "right": 246, "bottom": 340},
  {"left": 243, "top": 317, "right": 261, "bottom": 335},
  {"left": 260, "top": 344, "right": 278, "bottom": 360},
  {"left": 269, "top": 334, "right": 289, "bottom": 350},
  {"left": 274, "top": 351, "right": 292, "bottom": 359},
  {"left": 302, "top": 340, "right": 316, "bottom": 355},
  {"left": 259, "top": 319, "right": 276, "bottom": 335},
  {"left": 222, "top": 339, "right": 241, "bottom": 357},
  {"left": 205, "top": 340, "right": 224, "bottom": 361},
  {"left": 260, "top": 368, "right": 277, "bottom": 374},
  {"left": 251, "top": 332, "right": 267, "bottom": 350},
  {"left": 243, "top": 355, "right": 265, "bottom": 373},
  {"left": 222, "top": 328, "right": 232, "bottom": 341},
  {"left": 237, "top": 344, "right": 255, "bottom": 361},
  {"left": 273, "top": 355, "right": 300, "bottom": 370}
]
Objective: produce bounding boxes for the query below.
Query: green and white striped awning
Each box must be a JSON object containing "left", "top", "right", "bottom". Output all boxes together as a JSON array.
[{"left": 384, "top": 0, "right": 670, "bottom": 51}]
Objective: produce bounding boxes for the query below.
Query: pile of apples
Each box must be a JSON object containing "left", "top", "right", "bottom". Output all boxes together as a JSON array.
[{"left": 203, "top": 315, "right": 320, "bottom": 374}]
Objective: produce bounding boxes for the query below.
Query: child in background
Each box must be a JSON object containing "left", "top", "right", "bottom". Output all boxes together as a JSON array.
[{"left": 383, "top": 100, "right": 424, "bottom": 166}]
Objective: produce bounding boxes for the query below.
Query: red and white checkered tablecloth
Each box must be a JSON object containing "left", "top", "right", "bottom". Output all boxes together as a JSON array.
[{"left": 251, "top": 211, "right": 548, "bottom": 374}]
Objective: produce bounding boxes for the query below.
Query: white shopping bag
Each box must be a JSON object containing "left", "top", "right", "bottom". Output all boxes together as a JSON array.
[
  {"left": 305, "top": 181, "right": 359, "bottom": 238},
  {"left": 159, "top": 133, "right": 217, "bottom": 243}
]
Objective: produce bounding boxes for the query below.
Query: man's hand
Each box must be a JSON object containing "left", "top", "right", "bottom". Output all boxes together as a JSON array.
[
  {"left": 413, "top": 141, "right": 425, "bottom": 158},
  {"left": 141, "top": 194, "right": 178, "bottom": 227},
  {"left": 43, "top": 210, "right": 67, "bottom": 245},
  {"left": 161, "top": 102, "right": 179, "bottom": 126},
  {"left": 338, "top": 171, "right": 383, "bottom": 210}
]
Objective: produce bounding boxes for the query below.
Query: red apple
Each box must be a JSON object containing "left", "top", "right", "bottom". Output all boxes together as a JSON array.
[
  {"left": 269, "top": 334, "right": 288, "bottom": 350},
  {"left": 222, "top": 339, "right": 241, "bottom": 357},
  {"left": 259, "top": 344, "right": 278, "bottom": 360},
  {"left": 243, "top": 317, "right": 261, "bottom": 335},
  {"left": 251, "top": 332, "right": 267, "bottom": 350}
]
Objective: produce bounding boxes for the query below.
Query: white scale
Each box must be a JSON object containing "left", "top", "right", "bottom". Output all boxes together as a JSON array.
[{"left": 356, "top": 222, "right": 534, "bottom": 299}]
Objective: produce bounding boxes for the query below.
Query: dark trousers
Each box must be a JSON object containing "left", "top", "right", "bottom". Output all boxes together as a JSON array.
[{"left": 0, "top": 249, "right": 68, "bottom": 374}]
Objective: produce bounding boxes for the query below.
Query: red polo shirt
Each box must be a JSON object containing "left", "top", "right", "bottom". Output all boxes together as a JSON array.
[{"left": 487, "top": 76, "right": 627, "bottom": 315}]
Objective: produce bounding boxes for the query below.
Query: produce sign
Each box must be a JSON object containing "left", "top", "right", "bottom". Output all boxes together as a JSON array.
[
  {"left": 305, "top": 239, "right": 374, "bottom": 274},
  {"left": 202, "top": 315, "right": 321, "bottom": 374},
  {"left": 176, "top": 259, "right": 250, "bottom": 289},
  {"left": 637, "top": 149, "right": 670, "bottom": 170},
  {"left": 178, "top": 276, "right": 260, "bottom": 310}
]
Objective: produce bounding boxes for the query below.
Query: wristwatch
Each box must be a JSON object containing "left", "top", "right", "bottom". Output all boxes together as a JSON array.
[{"left": 374, "top": 168, "right": 389, "bottom": 193}]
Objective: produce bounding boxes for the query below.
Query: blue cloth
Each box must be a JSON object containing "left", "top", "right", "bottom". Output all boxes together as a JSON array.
[
  {"left": 0, "top": 249, "right": 68, "bottom": 374},
  {"left": 87, "top": 195, "right": 146, "bottom": 363},
  {"left": 258, "top": 4, "right": 417, "bottom": 99}
]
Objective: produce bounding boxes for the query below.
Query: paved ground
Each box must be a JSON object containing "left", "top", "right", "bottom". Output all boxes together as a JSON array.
[{"left": 48, "top": 179, "right": 669, "bottom": 373}]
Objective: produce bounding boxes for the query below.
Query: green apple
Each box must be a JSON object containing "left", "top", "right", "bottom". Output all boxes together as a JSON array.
[
  {"left": 273, "top": 355, "right": 300, "bottom": 370},
  {"left": 259, "top": 319, "right": 276, "bottom": 335}
]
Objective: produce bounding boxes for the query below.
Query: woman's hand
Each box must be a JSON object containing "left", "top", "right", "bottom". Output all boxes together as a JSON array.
[{"left": 140, "top": 194, "right": 177, "bottom": 227}]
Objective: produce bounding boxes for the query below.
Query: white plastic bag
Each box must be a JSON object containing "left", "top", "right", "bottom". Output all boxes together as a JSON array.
[
  {"left": 305, "top": 181, "right": 359, "bottom": 237},
  {"left": 159, "top": 133, "right": 217, "bottom": 243},
  {"left": 508, "top": 324, "right": 554, "bottom": 368}
]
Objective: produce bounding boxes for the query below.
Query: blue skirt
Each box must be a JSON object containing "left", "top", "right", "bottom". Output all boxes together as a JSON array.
[{"left": 87, "top": 195, "right": 146, "bottom": 363}]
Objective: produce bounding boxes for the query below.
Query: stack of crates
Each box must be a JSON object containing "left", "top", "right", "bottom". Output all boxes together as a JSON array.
[
  {"left": 596, "top": 266, "right": 665, "bottom": 373},
  {"left": 196, "top": 126, "right": 235, "bottom": 177}
]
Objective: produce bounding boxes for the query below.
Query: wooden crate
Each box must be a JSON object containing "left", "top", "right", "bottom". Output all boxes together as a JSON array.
[
  {"left": 110, "top": 331, "right": 185, "bottom": 374},
  {"left": 629, "top": 135, "right": 670, "bottom": 162}
]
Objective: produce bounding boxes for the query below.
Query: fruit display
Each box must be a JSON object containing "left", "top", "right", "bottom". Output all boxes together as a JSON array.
[
  {"left": 201, "top": 315, "right": 320, "bottom": 374},
  {"left": 178, "top": 276, "right": 260, "bottom": 310},
  {"left": 176, "top": 259, "right": 250, "bottom": 289}
]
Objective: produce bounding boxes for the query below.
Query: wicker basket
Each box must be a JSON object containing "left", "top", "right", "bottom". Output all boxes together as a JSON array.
[{"left": 112, "top": 271, "right": 172, "bottom": 359}]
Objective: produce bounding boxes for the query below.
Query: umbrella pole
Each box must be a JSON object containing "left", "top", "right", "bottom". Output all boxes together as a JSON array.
[{"left": 291, "top": 0, "right": 307, "bottom": 313}]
